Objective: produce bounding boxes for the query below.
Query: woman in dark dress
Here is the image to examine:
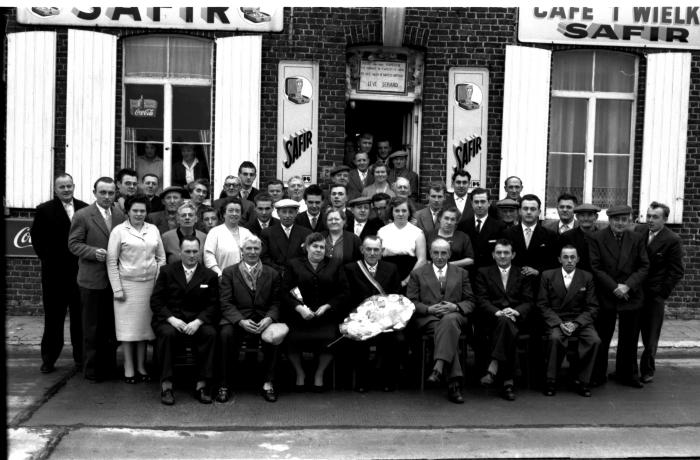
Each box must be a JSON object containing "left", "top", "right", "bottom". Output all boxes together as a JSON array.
[
  {"left": 322, "top": 209, "right": 361, "bottom": 264},
  {"left": 427, "top": 206, "right": 475, "bottom": 268},
  {"left": 284, "top": 233, "right": 345, "bottom": 391}
]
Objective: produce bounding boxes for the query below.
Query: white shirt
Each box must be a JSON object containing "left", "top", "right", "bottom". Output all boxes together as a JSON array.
[
  {"left": 354, "top": 220, "right": 366, "bottom": 237},
  {"left": 562, "top": 268, "right": 576, "bottom": 289},
  {"left": 558, "top": 220, "right": 574, "bottom": 234},
  {"left": 365, "top": 261, "right": 378, "bottom": 274},
  {"left": 182, "top": 158, "right": 199, "bottom": 185},
  {"left": 282, "top": 225, "right": 293, "bottom": 238},
  {"left": 433, "top": 264, "right": 447, "bottom": 280},
  {"left": 474, "top": 214, "right": 488, "bottom": 230},
  {"left": 453, "top": 193, "right": 467, "bottom": 214},
  {"left": 499, "top": 265, "right": 511, "bottom": 288},
  {"left": 521, "top": 222, "right": 536, "bottom": 247},
  {"left": 359, "top": 170, "right": 368, "bottom": 184},
  {"left": 182, "top": 263, "right": 198, "bottom": 283}
]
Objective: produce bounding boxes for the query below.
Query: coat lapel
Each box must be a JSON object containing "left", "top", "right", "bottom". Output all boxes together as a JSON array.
[
  {"left": 90, "top": 204, "right": 111, "bottom": 237},
  {"left": 603, "top": 230, "right": 621, "bottom": 260},
  {"left": 254, "top": 269, "right": 271, "bottom": 303},
  {"left": 647, "top": 226, "right": 666, "bottom": 252},
  {"left": 424, "top": 265, "right": 443, "bottom": 300},
  {"left": 561, "top": 269, "right": 582, "bottom": 306},
  {"left": 173, "top": 264, "right": 189, "bottom": 290},
  {"left": 616, "top": 232, "right": 632, "bottom": 271}
]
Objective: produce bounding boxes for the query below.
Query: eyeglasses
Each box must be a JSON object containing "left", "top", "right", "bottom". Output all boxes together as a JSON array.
[{"left": 224, "top": 183, "right": 241, "bottom": 189}]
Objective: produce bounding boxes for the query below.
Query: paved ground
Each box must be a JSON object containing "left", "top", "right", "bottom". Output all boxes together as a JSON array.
[{"left": 7, "top": 316, "right": 700, "bottom": 459}]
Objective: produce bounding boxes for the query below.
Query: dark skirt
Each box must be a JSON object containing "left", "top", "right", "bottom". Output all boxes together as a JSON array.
[
  {"left": 382, "top": 254, "right": 417, "bottom": 281},
  {"left": 286, "top": 316, "right": 339, "bottom": 353}
]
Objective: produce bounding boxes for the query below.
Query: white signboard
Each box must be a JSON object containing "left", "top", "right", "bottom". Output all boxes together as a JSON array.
[
  {"left": 446, "top": 68, "right": 489, "bottom": 192},
  {"left": 359, "top": 61, "right": 407, "bottom": 94},
  {"left": 17, "top": 6, "right": 283, "bottom": 31},
  {"left": 519, "top": 6, "right": 700, "bottom": 49}
]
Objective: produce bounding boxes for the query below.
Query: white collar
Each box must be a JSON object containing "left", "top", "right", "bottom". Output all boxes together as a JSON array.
[
  {"left": 454, "top": 193, "right": 467, "bottom": 201},
  {"left": 562, "top": 268, "right": 576, "bottom": 279},
  {"left": 521, "top": 222, "right": 537, "bottom": 232},
  {"left": 182, "top": 263, "right": 198, "bottom": 273},
  {"left": 475, "top": 214, "right": 488, "bottom": 224},
  {"left": 499, "top": 265, "right": 511, "bottom": 274},
  {"left": 182, "top": 158, "right": 199, "bottom": 169},
  {"left": 559, "top": 220, "right": 574, "bottom": 231},
  {"left": 433, "top": 264, "right": 447, "bottom": 276}
]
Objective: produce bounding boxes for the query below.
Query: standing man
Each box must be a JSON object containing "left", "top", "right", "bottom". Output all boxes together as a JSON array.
[
  {"left": 68, "top": 177, "right": 126, "bottom": 381},
  {"left": 538, "top": 245, "right": 600, "bottom": 397},
  {"left": 115, "top": 168, "right": 138, "bottom": 213},
  {"left": 589, "top": 205, "right": 649, "bottom": 388},
  {"left": 161, "top": 202, "right": 207, "bottom": 264},
  {"left": 543, "top": 193, "right": 579, "bottom": 234},
  {"left": 347, "top": 151, "right": 374, "bottom": 198},
  {"left": 560, "top": 203, "right": 601, "bottom": 273},
  {"left": 636, "top": 202, "right": 684, "bottom": 383},
  {"left": 371, "top": 192, "right": 392, "bottom": 224},
  {"left": 238, "top": 161, "right": 259, "bottom": 201},
  {"left": 503, "top": 176, "right": 523, "bottom": 202},
  {"left": 394, "top": 177, "right": 423, "bottom": 211},
  {"left": 146, "top": 186, "right": 189, "bottom": 235},
  {"left": 247, "top": 193, "right": 279, "bottom": 237},
  {"left": 150, "top": 235, "right": 219, "bottom": 405},
  {"left": 408, "top": 239, "right": 474, "bottom": 404},
  {"left": 387, "top": 151, "right": 419, "bottom": 201},
  {"left": 346, "top": 197, "right": 384, "bottom": 240},
  {"left": 260, "top": 199, "right": 311, "bottom": 276},
  {"left": 31, "top": 173, "right": 88, "bottom": 373},
  {"left": 266, "top": 179, "right": 285, "bottom": 219},
  {"left": 496, "top": 198, "right": 519, "bottom": 228},
  {"left": 327, "top": 184, "right": 353, "bottom": 222},
  {"left": 374, "top": 137, "right": 392, "bottom": 166},
  {"left": 213, "top": 176, "right": 255, "bottom": 224},
  {"left": 295, "top": 184, "right": 326, "bottom": 232},
  {"left": 458, "top": 188, "right": 506, "bottom": 270},
  {"left": 443, "top": 170, "right": 473, "bottom": 226},
  {"left": 141, "top": 173, "right": 164, "bottom": 213},
  {"left": 415, "top": 182, "right": 446, "bottom": 239},
  {"left": 287, "top": 176, "right": 308, "bottom": 213},
  {"left": 329, "top": 165, "right": 360, "bottom": 201}
]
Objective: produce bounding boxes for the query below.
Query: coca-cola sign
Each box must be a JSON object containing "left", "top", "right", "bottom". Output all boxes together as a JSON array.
[
  {"left": 129, "top": 96, "right": 158, "bottom": 118},
  {"left": 5, "top": 219, "right": 37, "bottom": 257}
]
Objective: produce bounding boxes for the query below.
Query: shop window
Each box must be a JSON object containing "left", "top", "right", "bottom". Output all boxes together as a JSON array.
[
  {"left": 122, "top": 35, "right": 213, "bottom": 188},
  {"left": 546, "top": 50, "right": 637, "bottom": 213}
]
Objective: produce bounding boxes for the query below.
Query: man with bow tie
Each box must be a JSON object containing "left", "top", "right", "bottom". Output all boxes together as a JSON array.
[{"left": 537, "top": 245, "right": 600, "bottom": 397}]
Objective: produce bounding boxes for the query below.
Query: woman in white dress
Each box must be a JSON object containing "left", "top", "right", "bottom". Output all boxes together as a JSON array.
[
  {"left": 203, "top": 198, "right": 254, "bottom": 276},
  {"left": 107, "top": 195, "right": 165, "bottom": 384}
]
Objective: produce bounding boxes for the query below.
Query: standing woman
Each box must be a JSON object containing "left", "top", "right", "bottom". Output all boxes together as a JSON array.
[
  {"left": 362, "top": 164, "right": 396, "bottom": 198},
  {"left": 323, "top": 209, "right": 361, "bottom": 264},
  {"left": 107, "top": 194, "right": 165, "bottom": 383},
  {"left": 203, "top": 198, "right": 254, "bottom": 277},
  {"left": 377, "top": 196, "right": 427, "bottom": 290},
  {"left": 284, "top": 233, "right": 344, "bottom": 391},
  {"left": 427, "top": 207, "right": 475, "bottom": 269}
]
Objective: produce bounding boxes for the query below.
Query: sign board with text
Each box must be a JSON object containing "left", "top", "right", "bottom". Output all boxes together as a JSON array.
[
  {"left": 519, "top": 6, "right": 700, "bottom": 49},
  {"left": 358, "top": 61, "right": 407, "bottom": 94},
  {"left": 5, "top": 218, "right": 36, "bottom": 258}
]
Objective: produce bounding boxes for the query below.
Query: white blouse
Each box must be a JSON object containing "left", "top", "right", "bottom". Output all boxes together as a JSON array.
[
  {"left": 377, "top": 222, "right": 423, "bottom": 257},
  {"left": 203, "top": 223, "right": 254, "bottom": 276}
]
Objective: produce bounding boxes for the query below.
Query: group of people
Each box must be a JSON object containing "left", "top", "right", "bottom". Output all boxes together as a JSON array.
[{"left": 31, "top": 148, "right": 684, "bottom": 407}]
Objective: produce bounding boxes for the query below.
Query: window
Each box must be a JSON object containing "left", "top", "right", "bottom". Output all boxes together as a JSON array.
[
  {"left": 122, "top": 35, "right": 213, "bottom": 188},
  {"left": 546, "top": 50, "right": 637, "bottom": 216}
]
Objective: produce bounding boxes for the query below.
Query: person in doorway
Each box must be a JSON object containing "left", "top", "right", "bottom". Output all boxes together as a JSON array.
[
  {"left": 347, "top": 151, "right": 374, "bottom": 198},
  {"left": 135, "top": 142, "right": 163, "bottom": 189},
  {"left": 362, "top": 164, "right": 395, "bottom": 199},
  {"left": 387, "top": 151, "right": 419, "bottom": 201},
  {"left": 172, "top": 144, "right": 209, "bottom": 187}
]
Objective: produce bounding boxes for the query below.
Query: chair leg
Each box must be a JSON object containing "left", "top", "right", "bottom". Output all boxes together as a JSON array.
[{"left": 420, "top": 338, "right": 426, "bottom": 392}]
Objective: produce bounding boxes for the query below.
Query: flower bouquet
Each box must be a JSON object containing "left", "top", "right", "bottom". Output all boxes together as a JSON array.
[{"left": 338, "top": 294, "right": 415, "bottom": 342}]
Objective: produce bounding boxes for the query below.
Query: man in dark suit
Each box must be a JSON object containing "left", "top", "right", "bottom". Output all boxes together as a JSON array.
[
  {"left": 495, "top": 198, "right": 519, "bottom": 228},
  {"left": 150, "top": 236, "right": 219, "bottom": 405},
  {"left": 443, "top": 170, "right": 473, "bottom": 226},
  {"left": 473, "top": 239, "right": 533, "bottom": 401},
  {"left": 636, "top": 201, "right": 684, "bottom": 383},
  {"left": 68, "top": 177, "right": 126, "bottom": 381},
  {"left": 340, "top": 235, "right": 402, "bottom": 392},
  {"left": 294, "top": 184, "right": 326, "bottom": 232},
  {"left": 329, "top": 164, "right": 360, "bottom": 201},
  {"left": 31, "top": 173, "right": 88, "bottom": 373},
  {"left": 346, "top": 197, "right": 384, "bottom": 240},
  {"left": 261, "top": 199, "right": 311, "bottom": 276},
  {"left": 141, "top": 173, "right": 164, "bottom": 213},
  {"left": 247, "top": 193, "right": 279, "bottom": 237},
  {"left": 543, "top": 193, "right": 579, "bottom": 235},
  {"left": 217, "top": 234, "right": 284, "bottom": 403},
  {"left": 238, "top": 161, "right": 259, "bottom": 202},
  {"left": 458, "top": 187, "right": 506, "bottom": 270},
  {"left": 538, "top": 245, "right": 600, "bottom": 397},
  {"left": 589, "top": 205, "right": 649, "bottom": 388},
  {"left": 347, "top": 151, "right": 374, "bottom": 198},
  {"left": 146, "top": 186, "right": 188, "bottom": 235},
  {"left": 172, "top": 144, "right": 209, "bottom": 187},
  {"left": 415, "top": 182, "right": 446, "bottom": 239},
  {"left": 560, "top": 203, "right": 601, "bottom": 273},
  {"left": 407, "top": 239, "right": 474, "bottom": 403},
  {"left": 387, "top": 151, "right": 419, "bottom": 202}
]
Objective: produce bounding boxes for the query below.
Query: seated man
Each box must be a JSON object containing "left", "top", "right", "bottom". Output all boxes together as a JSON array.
[
  {"left": 407, "top": 239, "right": 474, "bottom": 404},
  {"left": 150, "top": 235, "right": 219, "bottom": 406},
  {"left": 340, "top": 235, "right": 402, "bottom": 392},
  {"left": 538, "top": 245, "right": 600, "bottom": 397},
  {"left": 217, "top": 235, "right": 283, "bottom": 403},
  {"left": 473, "top": 239, "right": 533, "bottom": 401}
]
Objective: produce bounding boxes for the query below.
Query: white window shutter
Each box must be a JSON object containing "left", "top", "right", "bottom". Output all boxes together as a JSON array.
[
  {"left": 500, "top": 45, "right": 552, "bottom": 201},
  {"left": 214, "top": 35, "right": 262, "bottom": 193},
  {"left": 65, "top": 29, "right": 117, "bottom": 204},
  {"left": 6, "top": 32, "right": 56, "bottom": 208},
  {"left": 640, "top": 53, "right": 690, "bottom": 224}
]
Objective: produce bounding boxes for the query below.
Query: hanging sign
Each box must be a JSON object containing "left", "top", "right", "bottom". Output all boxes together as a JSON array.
[{"left": 5, "top": 219, "right": 36, "bottom": 258}]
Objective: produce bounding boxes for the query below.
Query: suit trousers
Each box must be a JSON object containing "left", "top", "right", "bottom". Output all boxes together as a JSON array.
[
  {"left": 640, "top": 294, "right": 666, "bottom": 377},
  {"left": 218, "top": 323, "right": 279, "bottom": 386},
  {"left": 545, "top": 325, "right": 601, "bottom": 384},
  {"left": 155, "top": 322, "right": 217, "bottom": 385},
  {"left": 485, "top": 315, "right": 521, "bottom": 380},
  {"left": 351, "top": 331, "right": 405, "bottom": 386},
  {"left": 80, "top": 287, "right": 117, "bottom": 380},
  {"left": 419, "top": 312, "right": 469, "bottom": 380},
  {"left": 41, "top": 267, "right": 83, "bottom": 366},
  {"left": 593, "top": 308, "right": 641, "bottom": 383}
]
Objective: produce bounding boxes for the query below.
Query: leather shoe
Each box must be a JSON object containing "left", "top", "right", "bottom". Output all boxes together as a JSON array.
[
  {"left": 447, "top": 382, "right": 465, "bottom": 404},
  {"left": 622, "top": 378, "right": 644, "bottom": 388},
  {"left": 426, "top": 369, "right": 443, "bottom": 385},
  {"left": 196, "top": 387, "right": 213, "bottom": 404},
  {"left": 577, "top": 383, "right": 592, "bottom": 397},
  {"left": 543, "top": 380, "right": 556, "bottom": 397},
  {"left": 640, "top": 374, "right": 654, "bottom": 384},
  {"left": 261, "top": 386, "right": 278, "bottom": 402},
  {"left": 160, "top": 389, "right": 175, "bottom": 406},
  {"left": 40, "top": 363, "right": 55, "bottom": 374},
  {"left": 501, "top": 384, "right": 516, "bottom": 401},
  {"left": 216, "top": 387, "right": 230, "bottom": 403}
]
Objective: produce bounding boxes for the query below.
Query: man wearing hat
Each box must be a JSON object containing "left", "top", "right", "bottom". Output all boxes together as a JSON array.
[
  {"left": 589, "top": 204, "right": 649, "bottom": 388},
  {"left": 260, "top": 198, "right": 311, "bottom": 276},
  {"left": 496, "top": 198, "right": 519, "bottom": 228},
  {"left": 387, "top": 150, "right": 419, "bottom": 201},
  {"left": 347, "top": 151, "right": 374, "bottom": 198},
  {"left": 329, "top": 164, "right": 361, "bottom": 201},
  {"left": 347, "top": 196, "right": 384, "bottom": 240},
  {"left": 560, "top": 203, "right": 601, "bottom": 273},
  {"left": 146, "top": 185, "right": 189, "bottom": 235}
]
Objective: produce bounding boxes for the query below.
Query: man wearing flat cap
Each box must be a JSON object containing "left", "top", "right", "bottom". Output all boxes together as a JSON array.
[
  {"left": 146, "top": 186, "right": 189, "bottom": 235},
  {"left": 588, "top": 204, "right": 649, "bottom": 388},
  {"left": 330, "top": 164, "right": 361, "bottom": 201},
  {"left": 387, "top": 150, "right": 419, "bottom": 201},
  {"left": 260, "top": 199, "right": 311, "bottom": 277},
  {"left": 346, "top": 196, "right": 384, "bottom": 239},
  {"left": 560, "top": 203, "right": 601, "bottom": 273},
  {"left": 496, "top": 198, "right": 519, "bottom": 228}
]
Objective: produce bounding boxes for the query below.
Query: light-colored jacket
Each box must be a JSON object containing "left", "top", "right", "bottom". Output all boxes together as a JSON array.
[{"left": 107, "top": 221, "right": 165, "bottom": 294}]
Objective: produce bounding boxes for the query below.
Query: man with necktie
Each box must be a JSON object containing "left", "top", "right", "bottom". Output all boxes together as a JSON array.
[
  {"left": 543, "top": 193, "right": 579, "bottom": 235},
  {"left": 247, "top": 193, "right": 280, "bottom": 237},
  {"left": 415, "top": 182, "right": 446, "bottom": 239},
  {"left": 31, "top": 173, "right": 88, "bottom": 373},
  {"left": 295, "top": 185, "right": 326, "bottom": 232},
  {"left": 346, "top": 196, "right": 384, "bottom": 240},
  {"left": 443, "top": 170, "right": 473, "bottom": 226}
]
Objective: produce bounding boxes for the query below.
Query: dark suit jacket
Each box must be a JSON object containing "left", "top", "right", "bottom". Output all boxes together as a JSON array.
[
  {"left": 503, "top": 223, "right": 558, "bottom": 275},
  {"left": 443, "top": 194, "right": 474, "bottom": 226},
  {"left": 407, "top": 263, "right": 475, "bottom": 329},
  {"left": 340, "top": 260, "right": 401, "bottom": 316},
  {"left": 68, "top": 203, "right": 126, "bottom": 290},
  {"left": 171, "top": 160, "right": 209, "bottom": 187},
  {"left": 219, "top": 262, "right": 281, "bottom": 326},
  {"left": 146, "top": 210, "right": 177, "bottom": 235},
  {"left": 459, "top": 215, "right": 505, "bottom": 268},
  {"left": 240, "top": 187, "right": 259, "bottom": 202},
  {"left": 322, "top": 230, "right": 362, "bottom": 264},
  {"left": 295, "top": 211, "right": 326, "bottom": 233},
  {"left": 414, "top": 207, "right": 438, "bottom": 238},
  {"left": 31, "top": 197, "right": 88, "bottom": 275},
  {"left": 537, "top": 268, "right": 598, "bottom": 328},
  {"left": 347, "top": 168, "right": 374, "bottom": 198},
  {"left": 474, "top": 264, "right": 533, "bottom": 319},
  {"left": 560, "top": 227, "right": 597, "bottom": 273},
  {"left": 589, "top": 228, "right": 649, "bottom": 311},
  {"left": 245, "top": 217, "right": 280, "bottom": 237},
  {"left": 634, "top": 224, "right": 684, "bottom": 299},
  {"left": 345, "top": 216, "right": 384, "bottom": 241},
  {"left": 161, "top": 228, "right": 207, "bottom": 264},
  {"left": 283, "top": 257, "right": 345, "bottom": 319},
  {"left": 261, "top": 224, "right": 312, "bottom": 273},
  {"left": 145, "top": 195, "right": 164, "bottom": 213},
  {"left": 150, "top": 262, "right": 219, "bottom": 327}
]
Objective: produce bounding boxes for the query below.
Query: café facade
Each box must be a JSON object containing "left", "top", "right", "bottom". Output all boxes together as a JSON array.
[{"left": 3, "top": 6, "right": 698, "bottom": 317}]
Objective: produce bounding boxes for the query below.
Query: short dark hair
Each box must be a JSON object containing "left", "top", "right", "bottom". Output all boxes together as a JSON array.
[
  {"left": 371, "top": 192, "right": 391, "bottom": 204},
  {"left": 520, "top": 194, "right": 541, "bottom": 209},
  {"left": 303, "top": 184, "right": 324, "bottom": 200},
  {"left": 560, "top": 244, "right": 578, "bottom": 255},
  {"left": 304, "top": 232, "right": 326, "bottom": 252},
  {"left": 557, "top": 193, "right": 579, "bottom": 205},
  {"left": 504, "top": 176, "right": 523, "bottom": 187},
  {"left": 386, "top": 196, "right": 415, "bottom": 221},
  {"left": 179, "top": 233, "right": 201, "bottom": 249},
  {"left": 493, "top": 238, "right": 514, "bottom": 252},
  {"left": 238, "top": 161, "right": 257, "bottom": 174},
  {"left": 141, "top": 173, "right": 159, "bottom": 183},
  {"left": 437, "top": 205, "right": 461, "bottom": 221},
  {"left": 93, "top": 176, "right": 115, "bottom": 191},
  {"left": 124, "top": 194, "right": 150, "bottom": 213},
  {"left": 470, "top": 187, "right": 490, "bottom": 201},
  {"left": 266, "top": 179, "right": 284, "bottom": 190},
  {"left": 188, "top": 179, "right": 210, "bottom": 197},
  {"left": 254, "top": 193, "right": 273, "bottom": 205},
  {"left": 329, "top": 184, "right": 347, "bottom": 194},
  {"left": 116, "top": 168, "right": 138, "bottom": 183},
  {"left": 451, "top": 169, "right": 471, "bottom": 184},
  {"left": 325, "top": 208, "right": 347, "bottom": 223},
  {"left": 428, "top": 181, "right": 447, "bottom": 194},
  {"left": 649, "top": 201, "right": 670, "bottom": 219}
]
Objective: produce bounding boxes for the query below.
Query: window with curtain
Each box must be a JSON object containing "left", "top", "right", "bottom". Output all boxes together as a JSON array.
[
  {"left": 122, "top": 35, "right": 213, "bottom": 189},
  {"left": 546, "top": 50, "right": 637, "bottom": 212}
]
